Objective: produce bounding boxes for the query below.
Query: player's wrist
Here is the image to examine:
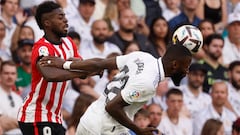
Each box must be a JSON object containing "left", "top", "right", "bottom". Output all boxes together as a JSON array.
[{"left": 63, "top": 61, "right": 73, "bottom": 70}]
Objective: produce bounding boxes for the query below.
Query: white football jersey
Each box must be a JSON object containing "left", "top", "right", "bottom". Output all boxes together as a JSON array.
[{"left": 77, "top": 51, "right": 165, "bottom": 135}]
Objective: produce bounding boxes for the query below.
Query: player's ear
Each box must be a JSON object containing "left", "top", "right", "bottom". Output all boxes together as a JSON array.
[{"left": 43, "top": 20, "right": 51, "bottom": 28}]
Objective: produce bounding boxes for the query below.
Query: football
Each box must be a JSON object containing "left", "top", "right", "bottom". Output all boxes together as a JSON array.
[{"left": 172, "top": 25, "right": 203, "bottom": 53}]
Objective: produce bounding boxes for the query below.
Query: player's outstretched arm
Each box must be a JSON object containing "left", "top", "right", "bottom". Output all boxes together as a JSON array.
[
  {"left": 37, "top": 59, "right": 90, "bottom": 82},
  {"left": 105, "top": 94, "right": 159, "bottom": 135},
  {"left": 39, "top": 56, "right": 118, "bottom": 71}
]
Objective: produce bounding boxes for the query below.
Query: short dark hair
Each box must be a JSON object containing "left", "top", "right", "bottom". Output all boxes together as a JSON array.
[
  {"left": 229, "top": 61, "right": 240, "bottom": 71},
  {"left": 134, "top": 108, "right": 150, "bottom": 120},
  {"left": 35, "top": 1, "right": 61, "bottom": 29},
  {"left": 68, "top": 31, "right": 81, "bottom": 41},
  {"left": 0, "top": 0, "right": 19, "bottom": 5},
  {"left": 204, "top": 33, "right": 224, "bottom": 46},
  {"left": 162, "top": 43, "right": 192, "bottom": 62},
  {"left": 166, "top": 88, "right": 183, "bottom": 99},
  {"left": 0, "top": 60, "right": 16, "bottom": 73},
  {"left": 198, "top": 19, "right": 215, "bottom": 32}
]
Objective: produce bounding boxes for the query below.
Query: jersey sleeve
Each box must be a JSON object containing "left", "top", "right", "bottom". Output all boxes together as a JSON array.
[
  {"left": 116, "top": 55, "right": 128, "bottom": 70},
  {"left": 116, "top": 52, "right": 137, "bottom": 70},
  {"left": 32, "top": 42, "right": 55, "bottom": 64},
  {"left": 120, "top": 79, "right": 155, "bottom": 104}
]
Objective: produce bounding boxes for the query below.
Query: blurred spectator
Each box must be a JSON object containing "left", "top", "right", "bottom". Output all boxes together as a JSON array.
[
  {"left": 82, "top": 77, "right": 100, "bottom": 99},
  {"left": 193, "top": 81, "right": 237, "bottom": 135},
  {"left": 103, "top": 0, "right": 119, "bottom": 33},
  {"left": 92, "top": 0, "right": 108, "bottom": 20},
  {"left": 147, "top": 79, "right": 170, "bottom": 110},
  {"left": 135, "top": 15, "right": 150, "bottom": 37},
  {"left": 62, "top": 78, "right": 81, "bottom": 128},
  {"left": 67, "top": 31, "right": 81, "bottom": 50},
  {"left": 11, "top": 26, "right": 34, "bottom": 63},
  {"left": 199, "top": 19, "right": 216, "bottom": 40},
  {"left": 23, "top": 1, "right": 44, "bottom": 41},
  {"left": 0, "top": 0, "right": 21, "bottom": 51},
  {"left": 68, "top": 0, "right": 96, "bottom": 44},
  {"left": 147, "top": 103, "right": 162, "bottom": 128},
  {"left": 168, "top": 0, "right": 201, "bottom": 32},
  {"left": 123, "top": 41, "right": 140, "bottom": 55},
  {"left": 66, "top": 94, "right": 96, "bottom": 135},
  {"left": 180, "top": 63, "right": 211, "bottom": 118},
  {"left": 163, "top": 0, "right": 181, "bottom": 21},
  {"left": 94, "top": 67, "right": 119, "bottom": 95},
  {"left": 130, "top": 0, "right": 146, "bottom": 18},
  {"left": 227, "top": 0, "right": 240, "bottom": 14},
  {"left": 107, "top": 8, "right": 148, "bottom": 52},
  {"left": 0, "top": 61, "right": 23, "bottom": 135},
  {"left": 117, "top": 0, "right": 130, "bottom": 11},
  {"left": 232, "top": 118, "right": 240, "bottom": 135},
  {"left": 146, "top": 16, "right": 170, "bottom": 58},
  {"left": 222, "top": 12, "right": 240, "bottom": 66},
  {"left": 194, "top": 19, "right": 216, "bottom": 61},
  {"left": 143, "top": 0, "right": 162, "bottom": 27},
  {"left": 196, "top": 0, "right": 227, "bottom": 34},
  {"left": 62, "top": 74, "right": 100, "bottom": 128},
  {"left": 56, "top": 0, "right": 79, "bottom": 24},
  {"left": 201, "top": 119, "right": 224, "bottom": 135},
  {"left": 80, "top": 20, "right": 121, "bottom": 85},
  {"left": 226, "top": 61, "right": 240, "bottom": 116},
  {"left": 80, "top": 20, "right": 121, "bottom": 59},
  {"left": 0, "top": 20, "right": 11, "bottom": 61},
  {"left": 158, "top": 88, "right": 193, "bottom": 135},
  {"left": 15, "top": 39, "right": 33, "bottom": 98},
  {"left": 199, "top": 33, "right": 228, "bottom": 93},
  {"left": 20, "top": 0, "right": 44, "bottom": 9},
  {"left": 93, "top": 52, "right": 120, "bottom": 95},
  {"left": 129, "top": 108, "right": 151, "bottom": 135}
]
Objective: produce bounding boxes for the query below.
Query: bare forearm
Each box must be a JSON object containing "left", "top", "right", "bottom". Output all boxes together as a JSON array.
[
  {"left": 105, "top": 95, "right": 140, "bottom": 133},
  {"left": 70, "top": 57, "right": 117, "bottom": 71},
  {"left": 39, "top": 66, "right": 88, "bottom": 82}
]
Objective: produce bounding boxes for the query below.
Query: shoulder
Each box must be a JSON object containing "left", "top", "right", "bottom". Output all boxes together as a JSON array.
[
  {"left": 107, "top": 32, "right": 120, "bottom": 41},
  {"left": 195, "top": 106, "right": 210, "bottom": 118},
  {"left": 11, "top": 92, "right": 23, "bottom": 102},
  {"left": 127, "top": 51, "right": 154, "bottom": 59},
  {"left": 105, "top": 42, "right": 121, "bottom": 49},
  {"left": 224, "top": 107, "right": 237, "bottom": 119}
]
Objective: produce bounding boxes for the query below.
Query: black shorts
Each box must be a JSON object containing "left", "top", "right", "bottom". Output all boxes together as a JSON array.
[{"left": 18, "top": 122, "right": 65, "bottom": 135}]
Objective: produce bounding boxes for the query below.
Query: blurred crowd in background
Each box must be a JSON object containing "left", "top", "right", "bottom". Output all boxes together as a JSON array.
[{"left": 0, "top": 0, "right": 240, "bottom": 135}]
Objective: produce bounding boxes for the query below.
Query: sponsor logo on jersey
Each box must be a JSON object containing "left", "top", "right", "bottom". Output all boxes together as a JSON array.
[
  {"left": 39, "top": 46, "right": 49, "bottom": 56},
  {"left": 130, "top": 90, "right": 140, "bottom": 99}
]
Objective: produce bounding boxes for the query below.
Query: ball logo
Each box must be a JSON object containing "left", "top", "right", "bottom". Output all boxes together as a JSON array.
[{"left": 130, "top": 91, "right": 140, "bottom": 100}]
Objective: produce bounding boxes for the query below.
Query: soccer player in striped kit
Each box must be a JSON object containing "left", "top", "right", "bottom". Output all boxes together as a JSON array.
[{"left": 17, "top": 1, "right": 97, "bottom": 135}]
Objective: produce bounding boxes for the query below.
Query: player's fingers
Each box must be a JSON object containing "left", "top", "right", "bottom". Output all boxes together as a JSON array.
[{"left": 40, "top": 56, "right": 58, "bottom": 61}]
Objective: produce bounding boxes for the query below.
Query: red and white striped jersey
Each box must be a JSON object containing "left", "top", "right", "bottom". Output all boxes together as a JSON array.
[{"left": 18, "top": 37, "right": 81, "bottom": 124}]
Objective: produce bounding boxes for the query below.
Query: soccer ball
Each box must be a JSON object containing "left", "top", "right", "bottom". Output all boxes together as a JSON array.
[{"left": 172, "top": 25, "right": 203, "bottom": 53}]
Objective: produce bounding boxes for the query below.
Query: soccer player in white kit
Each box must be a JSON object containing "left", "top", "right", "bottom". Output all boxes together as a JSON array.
[{"left": 39, "top": 44, "right": 192, "bottom": 135}]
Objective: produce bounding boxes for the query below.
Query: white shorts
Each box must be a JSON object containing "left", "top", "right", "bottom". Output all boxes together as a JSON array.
[
  {"left": 75, "top": 123, "right": 96, "bottom": 135},
  {"left": 76, "top": 123, "right": 131, "bottom": 135}
]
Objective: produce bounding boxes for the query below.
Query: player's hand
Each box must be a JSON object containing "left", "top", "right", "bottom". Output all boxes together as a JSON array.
[
  {"left": 136, "top": 127, "right": 160, "bottom": 135},
  {"left": 39, "top": 56, "right": 65, "bottom": 69}
]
